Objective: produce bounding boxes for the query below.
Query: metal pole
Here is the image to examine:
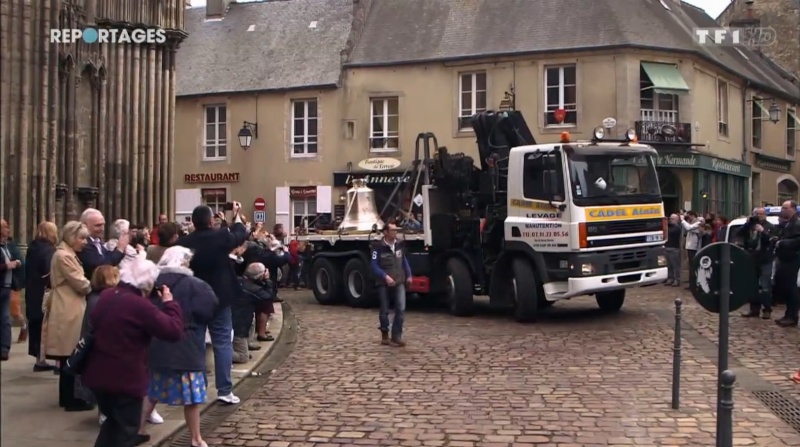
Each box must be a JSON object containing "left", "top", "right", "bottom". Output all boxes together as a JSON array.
[
  {"left": 718, "top": 369, "right": 736, "bottom": 447},
  {"left": 716, "top": 242, "right": 732, "bottom": 447},
  {"left": 671, "top": 298, "right": 682, "bottom": 410}
]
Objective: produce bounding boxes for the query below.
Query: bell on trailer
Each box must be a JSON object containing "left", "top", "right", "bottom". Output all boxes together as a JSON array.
[{"left": 339, "top": 178, "right": 384, "bottom": 232}]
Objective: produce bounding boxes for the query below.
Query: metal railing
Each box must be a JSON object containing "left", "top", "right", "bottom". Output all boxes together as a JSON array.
[{"left": 635, "top": 120, "right": 692, "bottom": 144}]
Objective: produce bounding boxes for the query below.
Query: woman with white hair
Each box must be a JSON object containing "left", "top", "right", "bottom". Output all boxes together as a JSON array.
[
  {"left": 138, "top": 246, "right": 217, "bottom": 447},
  {"left": 81, "top": 257, "right": 183, "bottom": 447},
  {"left": 106, "top": 219, "right": 145, "bottom": 270}
]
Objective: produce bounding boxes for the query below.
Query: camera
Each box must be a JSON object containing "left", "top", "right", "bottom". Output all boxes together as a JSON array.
[
  {"left": 748, "top": 215, "right": 760, "bottom": 225},
  {"left": 222, "top": 202, "right": 234, "bottom": 211}
]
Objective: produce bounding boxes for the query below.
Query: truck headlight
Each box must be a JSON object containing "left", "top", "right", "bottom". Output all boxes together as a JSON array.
[
  {"left": 657, "top": 255, "right": 667, "bottom": 267},
  {"left": 581, "top": 263, "right": 595, "bottom": 275}
]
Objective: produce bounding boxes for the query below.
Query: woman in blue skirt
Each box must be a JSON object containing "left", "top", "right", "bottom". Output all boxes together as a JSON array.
[{"left": 140, "top": 246, "right": 218, "bottom": 447}]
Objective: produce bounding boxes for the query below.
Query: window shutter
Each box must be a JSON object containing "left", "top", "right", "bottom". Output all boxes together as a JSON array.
[{"left": 316, "top": 186, "right": 332, "bottom": 213}]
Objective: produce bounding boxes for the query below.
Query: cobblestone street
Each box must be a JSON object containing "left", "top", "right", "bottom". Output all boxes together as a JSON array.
[{"left": 205, "top": 285, "right": 800, "bottom": 447}]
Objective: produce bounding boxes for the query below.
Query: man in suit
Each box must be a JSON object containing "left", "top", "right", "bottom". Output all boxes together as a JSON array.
[
  {"left": 177, "top": 202, "right": 248, "bottom": 404},
  {"left": 0, "top": 218, "right": 24, "bottom": 361},
  {"left": 78, "top": 208, "right": 128, "bottom": 278}
]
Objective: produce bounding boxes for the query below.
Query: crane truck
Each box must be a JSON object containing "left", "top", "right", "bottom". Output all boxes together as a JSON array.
[{"left": 298, "top": 111, "right": 668, "bottom": 322}]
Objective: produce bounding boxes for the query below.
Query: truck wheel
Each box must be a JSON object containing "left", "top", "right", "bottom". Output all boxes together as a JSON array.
[
  {"left": 512, "top": 258, "right": 539, "bottom": 322},
  {"left": 596, "top": 289, "right": 625, "bottom": 312},
  {"left": 343, "top": 258, "right": 376, "bottom": 308},
  {"left": 311, "top": 258, "right": 343, "bottom": 305},
  {"left": 446, "top": 258, "right": 474, "bottom": 316}
]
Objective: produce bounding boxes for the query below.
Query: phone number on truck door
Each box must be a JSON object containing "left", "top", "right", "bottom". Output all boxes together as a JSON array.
[{"left": 522, "top": 231, "right": 569, "bottom": 238}]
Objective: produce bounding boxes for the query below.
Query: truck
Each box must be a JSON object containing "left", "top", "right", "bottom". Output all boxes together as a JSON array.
[{"left": 298, "top": 111, "right": 668, "bottom": 322}]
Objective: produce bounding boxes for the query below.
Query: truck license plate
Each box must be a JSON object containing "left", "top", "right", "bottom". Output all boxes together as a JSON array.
[{"left": 646, "top": 234, "right": 664, "bottom": 242}]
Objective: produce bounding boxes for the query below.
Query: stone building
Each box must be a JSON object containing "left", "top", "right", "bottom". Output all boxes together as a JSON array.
[
  {"left": 718, "top": 0, "right": 800, "bottom": 80},
  {"left": 0, "top": 0, "right": 187, "bottom": 241},
  {"left": 173, "top": 0, "right": 798, "bottom": 231}
]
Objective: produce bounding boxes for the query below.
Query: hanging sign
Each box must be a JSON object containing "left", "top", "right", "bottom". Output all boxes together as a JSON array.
[{"left": 357, "top": 157, "right": 402, "bottom": 172}]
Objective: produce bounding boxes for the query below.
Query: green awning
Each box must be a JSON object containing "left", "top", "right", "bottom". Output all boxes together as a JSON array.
[{"left": 641, "top": 62, "right": 690, "bottom": 96}]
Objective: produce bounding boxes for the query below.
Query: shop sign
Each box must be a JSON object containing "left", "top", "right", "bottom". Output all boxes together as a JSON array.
[
  {"left": 333, "top": 172, "right": 411, "bottom": 187},
  {"left": 754, "top": 154, "right": 792, "bottom": 173},
  {"left": 290, "top": 186, "right": 317, "bottom": 199},
  {"left": 357, "top": 157, "right": 402, "bottom": 171},
  {"left": 184, "top": 172, "right": 240, "bottom": 183},
  {"left": 201, "top": 188, "right": 226, "bottom": 199},
  {"left": 614, "top": 152, "right": 750, "bottom": 177}
]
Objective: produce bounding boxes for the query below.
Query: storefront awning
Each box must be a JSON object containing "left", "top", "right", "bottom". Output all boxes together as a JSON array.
[{"left": 641, "top": 62, "right": 690, "bottom": 96}]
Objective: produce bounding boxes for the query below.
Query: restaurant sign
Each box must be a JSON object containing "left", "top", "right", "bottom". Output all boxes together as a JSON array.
[
  {"left": 357, "top": 157, "right": 402, "bottom": 172},
  {"left": 184, "top": 172, "right": 240, "bottom": 183},
  {"left": 754, "top": 153, "right": 792, "bottom": 173},
  {"left": 614, "top": 152, "right": 750, "bottom": 177},
  {"left": 333, "top": 172, "right": 411, "bottom": 187}
]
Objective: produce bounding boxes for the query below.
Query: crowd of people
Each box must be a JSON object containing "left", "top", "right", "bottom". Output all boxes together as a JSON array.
[{"left": 0, "top": 201, "right": 294, "bottom": 447}]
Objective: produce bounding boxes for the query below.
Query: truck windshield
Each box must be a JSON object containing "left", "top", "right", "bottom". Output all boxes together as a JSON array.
[{"left": 568, "top": 151, "right": 660, "bottom": 206}]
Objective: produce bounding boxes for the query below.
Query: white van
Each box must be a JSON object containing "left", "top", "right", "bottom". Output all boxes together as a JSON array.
[{"left": 724, "top": 206, "right": 787, "bottom": 242}]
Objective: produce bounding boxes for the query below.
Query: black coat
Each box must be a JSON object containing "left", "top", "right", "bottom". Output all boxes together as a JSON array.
[
  {"left": 77, "top": 239, "right": 124, "bottom": 279},
  {"left": 148, "top": 267, "right": 218, "bottom": 372},
  {"left": 775, "top": 214, "right": 800, "bottom": 264},
  {"left": 233, "top": 278, "right": 274, "bottom": 336},
  {"left": 176, "top": 223, "right": 248, "bottom": 308},
  {"left": 737, "top": 226, "right": 773, "bottom": 266},
  {"left": 23, "top": 238, "right": 55, "bottom": 321}
]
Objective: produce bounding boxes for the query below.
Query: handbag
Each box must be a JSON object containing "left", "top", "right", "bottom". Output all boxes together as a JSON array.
[{"left": 63, "top": 332, "right": 95, "bottom": 376}]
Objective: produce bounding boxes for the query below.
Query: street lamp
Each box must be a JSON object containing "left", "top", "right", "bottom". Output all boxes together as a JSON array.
[
  {"left": 238, "top": 121, "right": 258, "bottom": 150},
  {"left": 768, "top": 101, "right": 780, "bottom": 124}
]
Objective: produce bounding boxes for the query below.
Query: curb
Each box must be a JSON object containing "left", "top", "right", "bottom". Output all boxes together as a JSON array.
[{"left": 151, "top": 302, "right": 289, "bottom": 447}]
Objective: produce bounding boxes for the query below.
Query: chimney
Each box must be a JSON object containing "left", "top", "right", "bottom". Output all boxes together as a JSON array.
[
  {"left": 206, "top": 0, "right": 233, "bottom": 19},
  {"left": 745, "top": 0, "right": 755, "bottom": 19}
]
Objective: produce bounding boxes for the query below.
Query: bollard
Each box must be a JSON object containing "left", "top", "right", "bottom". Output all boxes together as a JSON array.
[
  {"left": 671, "top": 298, "right": 682, "bottom": 410},
  {"left": 717, "top": 369, "right": 736, "bottom": 447}
]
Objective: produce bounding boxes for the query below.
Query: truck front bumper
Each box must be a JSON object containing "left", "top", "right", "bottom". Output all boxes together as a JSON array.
[{"left": 542, "top": 247, "right": 668, "bottom": 300}]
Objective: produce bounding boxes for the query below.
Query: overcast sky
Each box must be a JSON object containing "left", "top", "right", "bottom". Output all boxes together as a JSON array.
[{"left": 190, "top": 0, "right": 733, "bottom": 19}]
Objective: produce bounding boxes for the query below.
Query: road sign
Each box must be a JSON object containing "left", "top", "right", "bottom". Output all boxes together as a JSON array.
[
  {"left": 690, "top": 242, "right": 755, "bottom": 314},
  {"left": 253, "top": 211, "right": 266, "bottom": 223},
  {"left": 253, "top": 198, "right": 266, "bottom": 211}
]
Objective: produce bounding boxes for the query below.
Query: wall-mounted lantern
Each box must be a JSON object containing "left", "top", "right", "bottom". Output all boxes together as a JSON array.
[
  {"left": 767, "top": 101, "right": 780, "bottom": 124},
  {"left": 238, "top": 121, "right": 258, "bottom": 150}
]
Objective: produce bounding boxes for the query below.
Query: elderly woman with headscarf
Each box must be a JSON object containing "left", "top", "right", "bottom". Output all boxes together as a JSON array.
[
  {"left": 81, "top": 257, "right": 183, "bottom": 447},
  {"left": 106, "top": 219, "right": 146, "bottom": 270},
  {"left": 137, "top": 246, "right": 217, "bottom": 447}
]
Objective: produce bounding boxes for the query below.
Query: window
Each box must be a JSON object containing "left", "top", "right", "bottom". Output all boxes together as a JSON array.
[
  {"left": 778, "top": 179, "right": 798, "bottom": 203},
  {"left": 291, "top": 99, "right": 318, "bottom": 157},
  {"left": 523, "top": 152, "right": 565, "bottom": 201},
  {"left": 717, "top": 80, "right": 729, "bottom": 137},
  {"left": 292, "top": 198, "right": 317, "bottom": 230},
  {"left": 201, "top": 188, "right": 227, "bottom": 214},
  {"left": 639, "top": 66, "right": 678, "bottom": 122},
  {"left": 203, "top": 105, "right": 227, "bottom": 160},
  {"left": 370, "top": 97, "right": 399, "bottom": 152},
  {"left": 751, "top": 98, "right": 763, "bottom": 150},
  {"left": 788, "top": 109, "right": 797, "bottom": 158},
  {"left": 544, "top": 65, "right": 577, "bottom": 126},
  {"left": 698, "top": 172, "right": 745, "bottom": 217},
  {"left": 458, "top": 72, "right": 487, "bottom": 130}
]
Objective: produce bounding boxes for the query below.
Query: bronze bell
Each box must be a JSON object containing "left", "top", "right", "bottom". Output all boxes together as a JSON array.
[{"left": 339, "top": 178, "right": 384, "bottom": 232}]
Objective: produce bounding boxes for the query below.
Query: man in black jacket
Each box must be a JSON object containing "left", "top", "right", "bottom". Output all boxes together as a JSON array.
[
  {"left": 738, "top": 213, "right": 776, "bottom": 319},
  {"left": 773, "top": 200, "right": 800, "bottom": 327},
  {"left": 665, "top": 214, "right": 682, "bottom": 286},
  {"left": 78, "top": 208, "right": 127, "bottom": 278},
  {"left": 233, "top": 262, "right": 274, "bottom": 364},
  {"left": 177, "top": 202, "right": 248, "bottom": 404}
]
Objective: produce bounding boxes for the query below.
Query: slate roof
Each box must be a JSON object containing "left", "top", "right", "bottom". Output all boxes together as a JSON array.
[
  {"left": 347, "top": 0, "right": 800, "bottom": 101},
  {"left": 177, "top": 0, "right": 353, "bottom": 97}
]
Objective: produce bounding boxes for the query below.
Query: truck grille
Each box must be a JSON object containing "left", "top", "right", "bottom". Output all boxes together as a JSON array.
[{"left": 586, "top": 218, "right": 663, "bottom": 236}]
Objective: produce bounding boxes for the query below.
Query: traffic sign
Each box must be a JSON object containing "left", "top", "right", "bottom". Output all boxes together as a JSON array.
[
  {"left": 690, "top": 242, "right": 755, "bottom": 314},
  {"left": 253, "top": 197, "right": 266, "bottom": 211},
  {"left": 253, "top": 211, "right": 266, "bottom": 223}
]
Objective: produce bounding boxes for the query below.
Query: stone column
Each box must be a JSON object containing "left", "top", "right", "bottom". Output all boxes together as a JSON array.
[{"left": 167, "top": 44, "right": 177, "bottom": 217}]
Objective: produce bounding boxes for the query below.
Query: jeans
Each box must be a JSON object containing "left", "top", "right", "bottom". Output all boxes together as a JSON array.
[
  {"left": 93, "top": 390, "right": 143, "bottom": 447},
  {"left": 207, "top": 305, "right": 234, "bottom": 396},
  {"left": 757, "top": 261, "right": 773, "bottom": 311},
  {"left": 378, "top": 284, "right": 406, "bottom": 338},
  {"left": 0, "top": 288, "right": 10, "bottom": 354},
  {"left": 665, "top": 248, "right": 681, "bottom": 284}
]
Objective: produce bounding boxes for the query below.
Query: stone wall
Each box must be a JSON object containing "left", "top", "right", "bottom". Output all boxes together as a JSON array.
[
  {"left": 0, "top": 0, "right": 187, "bottom": 241},
  {"left": 718, "top": 0, "right": 800, "bottom": 80}
]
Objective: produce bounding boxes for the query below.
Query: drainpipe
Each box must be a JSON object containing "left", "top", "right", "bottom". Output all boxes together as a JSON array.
[{"left": 743, "top": 79, "right": 751, "bottom": 209}]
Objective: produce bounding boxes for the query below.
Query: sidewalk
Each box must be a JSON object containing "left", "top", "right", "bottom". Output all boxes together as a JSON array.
[{"left": 0, "top": 304, "right": 283, "bottom": 447}]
